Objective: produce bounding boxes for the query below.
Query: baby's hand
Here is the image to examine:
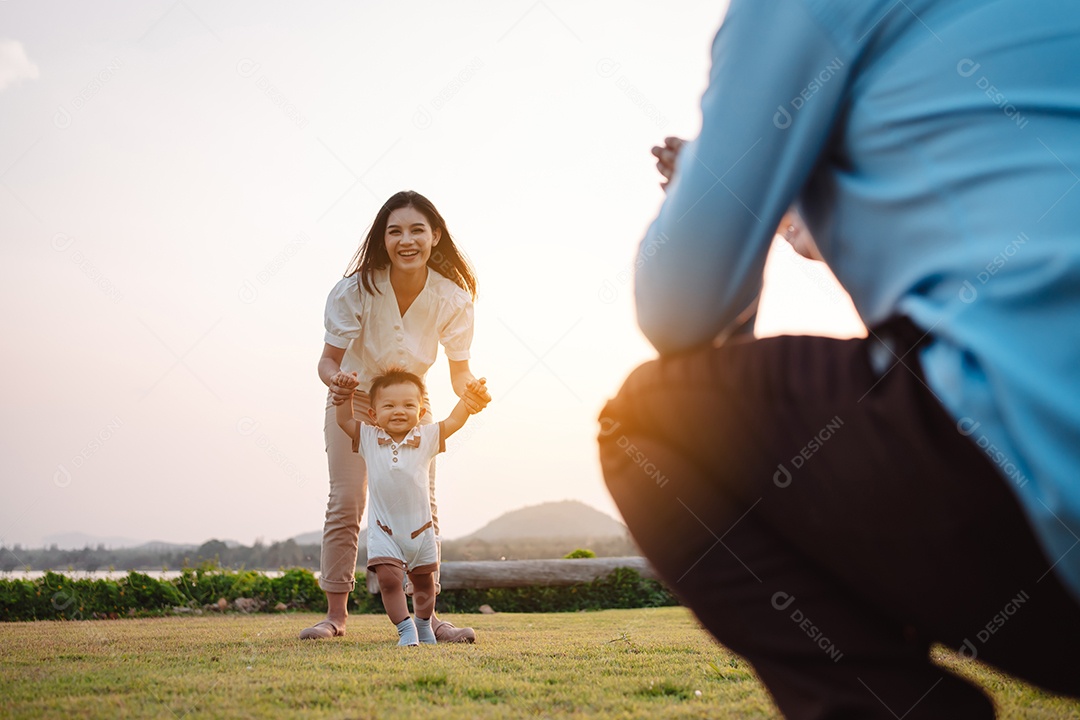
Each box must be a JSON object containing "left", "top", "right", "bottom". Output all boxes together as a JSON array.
[
  {"left": 463, "top": 377, "right": 489, "bottom": 414},
  {"left": 331, "top": 371, "right": 360, "bottom": 391}
]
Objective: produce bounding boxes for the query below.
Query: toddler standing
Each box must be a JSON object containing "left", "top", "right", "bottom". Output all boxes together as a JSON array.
[{"left": 334, "top": 367, "right": 484, "bottom": 646}]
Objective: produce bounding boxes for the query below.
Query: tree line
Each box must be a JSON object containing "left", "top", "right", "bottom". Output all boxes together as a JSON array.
[{"left": 1, "top": 534, "right": 640, "bottom": 573}]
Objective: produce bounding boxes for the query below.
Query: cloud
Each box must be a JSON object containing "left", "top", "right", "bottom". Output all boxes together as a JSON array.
[{"left": 0, "top": 39, "right": 40, "bottom": 92}]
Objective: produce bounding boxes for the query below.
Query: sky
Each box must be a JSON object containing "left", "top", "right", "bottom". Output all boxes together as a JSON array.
[{"left": 0, "top": 1, "right": 864, "bottom": 549}]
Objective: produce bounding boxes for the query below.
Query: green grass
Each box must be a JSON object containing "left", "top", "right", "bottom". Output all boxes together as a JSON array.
[{"left": 1, "top": 607, "right": 1077, "bottom": 719}]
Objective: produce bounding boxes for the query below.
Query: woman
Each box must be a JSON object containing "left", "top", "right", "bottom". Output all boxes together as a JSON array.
[{"left": 301, "top": 190, "right": 490, "bottom": 642}]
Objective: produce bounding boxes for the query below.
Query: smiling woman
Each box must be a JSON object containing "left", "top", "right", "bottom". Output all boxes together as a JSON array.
[{"left": 303, "top": 190, "right": 490, "bottom": 644}]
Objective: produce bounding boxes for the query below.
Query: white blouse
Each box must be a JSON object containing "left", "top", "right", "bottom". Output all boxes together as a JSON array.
[{"left": 323, "top": 267, "right": 473, "bottom": 389}]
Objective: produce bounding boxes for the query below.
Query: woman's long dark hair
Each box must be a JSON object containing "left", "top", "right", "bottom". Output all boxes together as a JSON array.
[{"left": 345, "top": 190, "right": 477, "bottom": 300}]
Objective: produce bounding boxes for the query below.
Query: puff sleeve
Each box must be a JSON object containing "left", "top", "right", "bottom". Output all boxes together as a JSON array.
[
  {"left": 323, "top": 276, "right": 363, "bottom": 349},
  {"left": 437, "top": 290, "right": 474, "bottom": 361}
]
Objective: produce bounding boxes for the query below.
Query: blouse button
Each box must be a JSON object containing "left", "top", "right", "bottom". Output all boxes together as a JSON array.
[{"left": 392, "top": 457, "right": 398, "bottom": 463}]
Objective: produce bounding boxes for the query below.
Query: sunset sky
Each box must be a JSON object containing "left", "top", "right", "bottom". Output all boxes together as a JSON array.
[{"left": 0, "top": 1, "right": 863, "bottom": 550}]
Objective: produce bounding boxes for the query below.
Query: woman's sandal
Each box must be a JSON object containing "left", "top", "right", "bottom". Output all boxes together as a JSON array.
[
  {"left": 433, "top": 618, "right": 476, "bottom": 644},
  {"left": 299, "top": 619, "right": 345, "bottom": 640}
]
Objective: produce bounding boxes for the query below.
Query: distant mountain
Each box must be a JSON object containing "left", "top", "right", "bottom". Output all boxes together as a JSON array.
[
  {"left": 35, "top": 534, "right": 239, "bottom": 551},
  {"left": 134, "top": 540, "right": 199, "bottom": 552},
  {"left": 289, "top": 502, "right": 627, "bottom": 546},
  {"left": 40, "top": 502, "right": 624, "bottom": 553},
  {"left": 290, "top": 530, "right": 324, "bottom": 546},
  {"left": 459, "top": 501, "right": 627, "bottom": 542},
  {"left": 41, "top": 532, "right": 145, "bottom": 550},
  {"left": 290, "top": 527, "right": 366, "bottom": 546}
]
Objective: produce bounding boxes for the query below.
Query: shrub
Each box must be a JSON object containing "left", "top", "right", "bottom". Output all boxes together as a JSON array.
[
  {"left": 0, "top": 565, "right": 676, "bottom": 621},
  {"left": 433, "top": 568, "right": 676, "bottom": 615},
  {"left": 0, "top": 566, "right": 328, "bottom": 621}
]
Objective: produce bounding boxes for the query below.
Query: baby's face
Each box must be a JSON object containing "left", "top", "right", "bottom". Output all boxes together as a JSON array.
[{"left": 369, "top": 382, "right": 423, "bottom": 435}]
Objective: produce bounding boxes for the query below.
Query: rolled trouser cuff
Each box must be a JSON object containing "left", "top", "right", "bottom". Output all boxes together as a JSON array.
[{"left": 318, "top": 575, "right": 356, "bottom": 593}]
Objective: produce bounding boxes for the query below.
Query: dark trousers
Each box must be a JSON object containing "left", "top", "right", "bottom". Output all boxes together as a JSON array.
[{"left": 598, "top": 318, "right": 1080, "bottom": 719}]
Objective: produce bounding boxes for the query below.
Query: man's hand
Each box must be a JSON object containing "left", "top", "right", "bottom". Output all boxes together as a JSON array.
[
  {"left": 650, "top": 137, "right": 823, "bottom": 262},
  {"left": 778, "top": 210, "right": 823, "bottom": 262},
  {"left": 651, "top": 136, "right": 685, "bottom": 192}
]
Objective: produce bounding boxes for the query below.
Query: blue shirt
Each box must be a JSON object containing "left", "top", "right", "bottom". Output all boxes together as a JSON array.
[{"left": 636, "top": 0, "right": 1080, "bottom": 599}]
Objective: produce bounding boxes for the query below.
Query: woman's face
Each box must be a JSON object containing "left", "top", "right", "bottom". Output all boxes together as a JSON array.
[{"left": 384, "top": 205, "right": 441, "bottom": 273}]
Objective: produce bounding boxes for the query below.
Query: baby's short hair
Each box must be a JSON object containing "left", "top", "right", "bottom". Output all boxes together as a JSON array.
[{"left": 369, "top": 367, "right": 426, "bottom": 403}]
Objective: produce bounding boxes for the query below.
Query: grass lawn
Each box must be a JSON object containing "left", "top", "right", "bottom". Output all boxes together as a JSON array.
[{"left": 1, "top": 607, "right": 1078, "bottom": 719}]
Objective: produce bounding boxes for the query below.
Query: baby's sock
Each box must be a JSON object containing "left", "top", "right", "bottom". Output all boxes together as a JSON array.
[
  {"left": 395, "top": 617, "right": 418, "bottom": 646},
  {"left": 414, "top": 616, "right": 437, "bottom": 645}
]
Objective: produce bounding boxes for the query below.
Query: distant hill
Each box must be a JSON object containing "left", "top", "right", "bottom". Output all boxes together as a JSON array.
[
  {"left": 289, "top": 502, "right": 627, "bottom": 545},
  {"left": 459, "top": 501, "right": 627, "bottom": 542},
  {"left": 290, "top": 527, "right": 366, "bottom": 546},
  {"left": 133, "top": 540, "right": 199, "bottom": 552},
  {"left": 290, "top": 530, "right": 324, "bottom": 546},
  {"left": 41, "top": 532, "right": 145, "bottom": 550},
  {"left": 34, "top": 502, "right": 624, "bottom": 553},
  {"left": 10, "top": 503, "right": 633, "bottom": 570},
  {"left": 36, "top": 533, "right": 238, "bottom": 551}
]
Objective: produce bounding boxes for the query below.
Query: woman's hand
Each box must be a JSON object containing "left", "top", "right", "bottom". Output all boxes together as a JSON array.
[
  {"left": 329, "top": 371, "right": 361, "bottom": 406},
  {"left": 462, "top": 378, "right": 489, "bottom": 414},
  {"left": 651, "top": 136, "right": 685, "bottom": 192},
  {"left": 449, "top": 359, "right": 490, "bottom": 413}
]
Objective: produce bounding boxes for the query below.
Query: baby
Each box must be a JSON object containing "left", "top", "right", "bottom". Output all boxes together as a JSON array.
[{"left": 333, "top": 367, "right": 484, "bottom": 646}]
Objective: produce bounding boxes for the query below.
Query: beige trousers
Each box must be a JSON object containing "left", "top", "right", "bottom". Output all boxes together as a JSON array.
[{"left": 319, "top": 391, "right": 440, "bottom": 593}]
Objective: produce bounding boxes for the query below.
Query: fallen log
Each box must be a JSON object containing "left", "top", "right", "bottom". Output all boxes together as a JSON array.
[{"left": 365, "top": 556, "right": 656, "bottom": 594}]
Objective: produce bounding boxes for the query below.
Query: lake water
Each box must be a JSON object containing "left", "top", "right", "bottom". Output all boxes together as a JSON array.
[{"left": 1, "top": 569, "right": 318, "bottom": 581}]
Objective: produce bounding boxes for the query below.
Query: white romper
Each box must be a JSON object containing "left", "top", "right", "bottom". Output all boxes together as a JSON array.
[{"left": 353, "top": 422, "right": 445, "bottom": 573}]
